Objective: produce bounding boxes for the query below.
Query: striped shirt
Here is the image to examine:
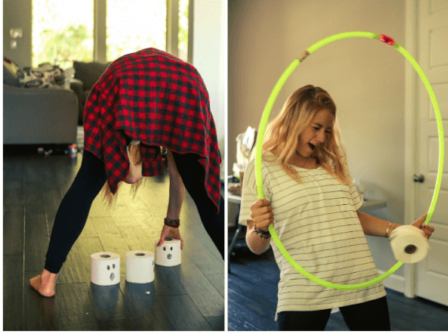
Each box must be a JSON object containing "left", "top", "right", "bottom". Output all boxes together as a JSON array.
[{"left": 239, "top": 154, "right": 386, "bottom": 320}]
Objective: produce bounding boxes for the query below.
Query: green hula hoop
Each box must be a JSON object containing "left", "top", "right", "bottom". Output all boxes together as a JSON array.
[{"left": 255, "top": 31, "right": 444, "bottom": 290}]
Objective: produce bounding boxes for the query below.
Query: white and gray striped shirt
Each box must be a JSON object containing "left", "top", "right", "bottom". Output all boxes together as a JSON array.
[{"left": 239, "top": 155, "right": 386, "bottom": 320}]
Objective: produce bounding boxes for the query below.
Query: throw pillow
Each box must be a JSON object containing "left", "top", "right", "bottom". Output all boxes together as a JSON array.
[
  {"left": 3, "top": 57, "right": 20, "bottom": 86},
  {"left": 17, "top": 65, "right": 65, "bottom": 88}
]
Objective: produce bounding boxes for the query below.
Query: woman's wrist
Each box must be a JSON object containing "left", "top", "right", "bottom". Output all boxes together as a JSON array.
[
  {"left": 386, "top": 223, "right": 401, "bottom": 238},
  {"left": 246, "top": 226, "right": 271, "bottom": 254},
  {"left": 164, "top": 217, "right": 180, "bottom": 228},
  {"left": 253, "top": 224, "right": 271, "bottom": 239}
]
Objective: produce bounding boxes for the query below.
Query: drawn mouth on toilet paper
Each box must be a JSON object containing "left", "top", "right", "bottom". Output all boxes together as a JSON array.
[
  {"left": 100, "top": 255, "right": 116, "bottom": 281},
  {"left": 163, "top": 246, "right": 174, "bottom": 260}
]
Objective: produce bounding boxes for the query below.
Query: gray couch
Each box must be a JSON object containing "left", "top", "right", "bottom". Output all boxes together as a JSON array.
[
  {"left": 71, "top": 61, "right": 110, "bottom": 125},
  {"left": 3, "top": 59, "right": 78, "bottom": 145}
]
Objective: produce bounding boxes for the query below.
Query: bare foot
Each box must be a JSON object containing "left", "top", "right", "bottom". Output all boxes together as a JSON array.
[
  {"left": 125, "top": 145, "right": 142, "bottom": 184},
  {"left": 29, "top": 269, "right": 58, "bottom": 297}
]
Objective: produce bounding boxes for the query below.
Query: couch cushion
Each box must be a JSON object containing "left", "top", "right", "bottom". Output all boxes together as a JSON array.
[
  {"left": 3, "top": 57, "right": 20, "bottom": 86},
  {"left": 73, "top": 61, "right": 110, "bottom": 90},
  {"left": 17, "top": 65, "right": 65, "bottom": 88},
  {"left": 83, "top": 90, "right": 90, "bottom": 102}
]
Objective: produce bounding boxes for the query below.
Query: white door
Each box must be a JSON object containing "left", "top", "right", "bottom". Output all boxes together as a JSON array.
[{"left": 415, "top": 0, "right": 448, "bottom": 306}]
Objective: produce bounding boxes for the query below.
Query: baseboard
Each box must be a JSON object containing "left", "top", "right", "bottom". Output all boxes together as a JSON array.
[{"left": 378, "top": 270, "right": 405, "bottom": 293}]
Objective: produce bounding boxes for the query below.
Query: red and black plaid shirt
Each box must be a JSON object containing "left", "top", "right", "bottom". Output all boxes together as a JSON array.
[{"left": 83, "top": 48, "right": 221, "bottom": 212}]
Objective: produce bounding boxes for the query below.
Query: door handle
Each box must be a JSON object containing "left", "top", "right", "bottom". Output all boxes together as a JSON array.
[{"left": 413, "top": 174, "right": 425, "bottom": 183}]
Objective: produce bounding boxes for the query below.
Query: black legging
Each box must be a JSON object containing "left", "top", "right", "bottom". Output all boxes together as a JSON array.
[
  {"left": 45, "top": 149, "right": 224, "bottom": 274},
  {"left": 277, "top": 296, "right": 390, "bottom": 331}
]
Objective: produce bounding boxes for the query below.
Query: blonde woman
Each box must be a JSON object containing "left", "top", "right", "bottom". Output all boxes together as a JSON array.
[
  {"left": 30, "top": 48, "right": 223, "bottom": 297},
  {"left": 239, "top": 85, "right": 434, "bottom": 331}
]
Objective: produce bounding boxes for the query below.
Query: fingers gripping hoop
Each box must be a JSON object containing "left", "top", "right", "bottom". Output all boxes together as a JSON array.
[{"left": 255, "top": 31, "right": 444, "bottom": 290}]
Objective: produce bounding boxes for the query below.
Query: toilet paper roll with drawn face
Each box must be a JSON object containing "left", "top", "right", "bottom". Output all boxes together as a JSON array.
[
  {"left": 91, "top": 252, "right": 120, "bottom": 286},
  {"left": 155, "top": 238, "right": 181, "bottom": 267},
  {"left": 390, "top": 225, "right": 430, "bottom": 264},
  {"left": 126, "top": 251, "right": 155, "bottom": 284}
]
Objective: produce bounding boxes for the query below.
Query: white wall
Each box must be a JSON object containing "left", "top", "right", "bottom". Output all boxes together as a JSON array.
[
  {"left": 192, "top": 0, "right": 227, "bottom": 179},
  {"left": 229, "top": 0, "right": 407, "bottom": 279},
  {"left": 3, "top": 0, "right": 32, "bottom": 67}
]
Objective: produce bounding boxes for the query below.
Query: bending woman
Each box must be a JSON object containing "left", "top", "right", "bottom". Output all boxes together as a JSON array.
[
  {"left": 30, "top": 48, "right": 224, "bottom": 297},
  {"left": 239, "top": 85, "right": 434, "bottom": 331}
]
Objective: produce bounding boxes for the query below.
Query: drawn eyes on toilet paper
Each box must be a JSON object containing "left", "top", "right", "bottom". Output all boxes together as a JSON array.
[
  {"left": 163, "top": 246, "right": 174, "bottom": 260},
  {"left": 106, "top": 263, "right": 117, "bottom": 281}
]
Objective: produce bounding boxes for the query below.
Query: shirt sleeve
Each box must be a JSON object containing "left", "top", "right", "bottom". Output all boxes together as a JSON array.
[
  {"left": 238, "top": 158, "right": 272, "bottom": 226},
  {"left": 345, "top": 162, "right": 363, "bottom": 211}
]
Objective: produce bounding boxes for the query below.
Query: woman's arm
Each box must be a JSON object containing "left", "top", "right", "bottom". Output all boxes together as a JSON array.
[
  {"left": 246, "top": 199, "right": 274, "bottom": 255},
  {"left": 246, "top": 219, "right": 271, "bottom": 255},
  {"left": 166, "top": 149, "right": 185, "bottom": 220},
  {"left": 356, "top": 210, "right": 434, "bottom": 239},
  {"left": 158, "top": 149, "right": 185, "bottom": 248},
  {"left": 356, "top": 210, "right": 398, "bottom": 238}
]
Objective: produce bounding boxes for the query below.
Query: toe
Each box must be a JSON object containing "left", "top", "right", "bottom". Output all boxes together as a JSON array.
[{"left": 29, "top": 275, "right": 40, "bottom": 290}]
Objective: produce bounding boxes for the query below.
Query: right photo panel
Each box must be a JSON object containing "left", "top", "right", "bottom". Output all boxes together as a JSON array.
[{"left": 227, "top": 0, "right": 448, "bottom": 331}]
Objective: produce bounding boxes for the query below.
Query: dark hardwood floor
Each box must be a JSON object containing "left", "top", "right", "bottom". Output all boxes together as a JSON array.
[
  {"left": 3, "top": 145, "right": 224, "bottom": 331},
  {"left": 228, "top": 241, "right": 448, "bottom": 331}
]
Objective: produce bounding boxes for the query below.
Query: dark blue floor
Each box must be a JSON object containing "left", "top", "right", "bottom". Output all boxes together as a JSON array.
[{"left": 228, "top": 242, "right": 448, "bottom": 331}]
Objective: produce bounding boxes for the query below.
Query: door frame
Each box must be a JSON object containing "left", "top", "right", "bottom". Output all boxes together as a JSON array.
[{"left": 404, "top": 0, "right": 418, "bottom": 298}]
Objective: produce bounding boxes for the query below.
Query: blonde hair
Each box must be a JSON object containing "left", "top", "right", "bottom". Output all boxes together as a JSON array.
[
  {"left": 101, "top": 143, "right": 144, "bottom": 207},
  {"left": 263, "top": 85, "right": 350, "bottom": 184}
]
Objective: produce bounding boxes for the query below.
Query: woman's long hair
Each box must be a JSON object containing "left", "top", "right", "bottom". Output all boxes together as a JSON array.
[
  {"left": 263, "top": 85, "right": 350, "bottom": 184},
  {"left": 101, "top": 143, "right": 144, "bottom": 207}
]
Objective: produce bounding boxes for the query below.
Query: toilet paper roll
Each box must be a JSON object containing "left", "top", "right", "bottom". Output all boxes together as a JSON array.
[
  {"left": 155, "top": 238, "right": 181, "bottom": 267},
  {"left": 126, "top": 250, "right": 155, "bottom": 284},
  {"left": 91, "top": 252, "right": 120, "bottom": 286},
  {"left": 390, "top": 225, "right": 430, "bottom": 264}
]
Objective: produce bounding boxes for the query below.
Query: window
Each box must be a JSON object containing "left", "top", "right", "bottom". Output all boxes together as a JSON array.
[
  {"left": 106, "top": 0, "right": 166, "bottom": 62},
  {"left": 178, "top": 0, "right": 189, "bottom": 61},
  {"left": 32, "top": 0, "right": 190, "bottom": 69},
  {"left": 32, "top": 0, "right": 94, "bottom": 68}
]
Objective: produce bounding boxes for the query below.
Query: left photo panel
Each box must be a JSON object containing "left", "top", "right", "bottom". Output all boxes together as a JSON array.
[{"left": 3, "top": 0, "right": 226, "bottom": 330}]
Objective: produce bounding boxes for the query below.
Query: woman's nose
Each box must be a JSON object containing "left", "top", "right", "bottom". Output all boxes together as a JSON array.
[{"left": 316, "top": 132, "right": 325, "bottom": 143}]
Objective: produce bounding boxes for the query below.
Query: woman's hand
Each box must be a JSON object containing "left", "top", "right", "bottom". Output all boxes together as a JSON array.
[
  {"left": 246, "top": 199, "right": 274, "bottom": 255},
  {"left": 411, "top": 213, "right": 435, "bottom": 240},
  {"left": 250, "top": 199, "right": 274, "bottom": 231},
  {"left": 157, "top": 225, "right": 184, "bottom": 249}
]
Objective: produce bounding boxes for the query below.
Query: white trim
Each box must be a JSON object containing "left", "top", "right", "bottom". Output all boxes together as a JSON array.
[
  {"left": 166, "top": 0, "right": 179, "bottom": 57},
  {"left": 404, "top": 0, "right": 418, "bottom": 298},
  {"left": 94, "top": 0, "right": 107, "bottom": 62},
  {"left": 222, "top": 0, "right": 228, "bottom": 329},
  {"left": 378, "top": 270, "right": 406, "bottom": 294},
  {"left": 187, "top": 0, "right": 194, "bottom": 64}
]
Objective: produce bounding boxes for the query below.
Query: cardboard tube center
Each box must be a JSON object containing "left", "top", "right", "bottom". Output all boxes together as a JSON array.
[
  {"left": 101, "top": 254, "right": 111, "bottom": 258},
  {"left": 135, "top": 253, "right": 145, "bottom": 256},
  {"left": 405, "top": 245, "right": 417, "bottom": 254}
]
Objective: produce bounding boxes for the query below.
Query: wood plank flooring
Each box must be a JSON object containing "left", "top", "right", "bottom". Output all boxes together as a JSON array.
[
  {"left": 228, "top": 244, "right": 448, "bottom": 331},
  {"left": 3, "top": 146, "right": 224, "bottom": 331}
]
